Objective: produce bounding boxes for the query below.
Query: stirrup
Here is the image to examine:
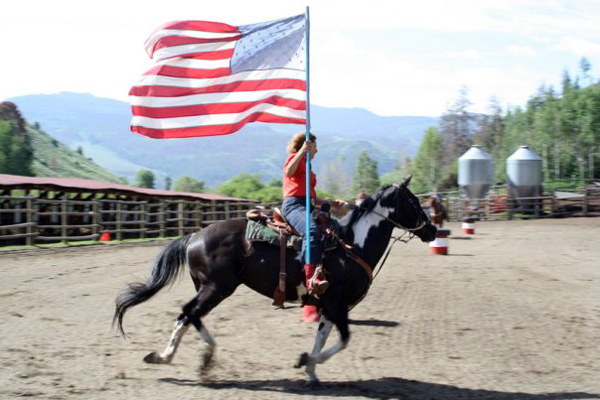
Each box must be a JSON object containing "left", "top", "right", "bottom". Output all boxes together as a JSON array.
[{"left": 308, "top": 267, "right": 329, "bottom": 297}]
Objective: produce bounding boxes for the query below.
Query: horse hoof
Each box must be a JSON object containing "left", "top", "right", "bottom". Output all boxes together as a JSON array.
[
  {"left": 201, "top": 352, "right": 214, "bottom": 371},
  {"left": 294, "top": 352, "right": 310, "bottom": 368},
  {"left": 306, "top": 379, "right": 321, "bottom": 388},
  {"left": 143, "top": 352, "right": 162, "bottom": 364}
]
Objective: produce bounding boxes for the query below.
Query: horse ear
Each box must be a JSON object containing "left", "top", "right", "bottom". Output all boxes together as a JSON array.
[{"left": 401, "top": 174, "right": 412, "bottom": 186}]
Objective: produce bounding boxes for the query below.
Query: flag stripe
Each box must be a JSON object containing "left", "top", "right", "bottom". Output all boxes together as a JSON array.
[
  {"left": 132, "top": 103, "right": 304, "bottom": 129},
  {"left": 130, "top": 88, "right": 305, "bottom": 107},
  {"left": 143, "top": 65, "right": 231, "bottom": 79},
  {"left": 133, "top": 68, "right": 305, "bottom": 90},
  {"left": 132, "top": 112, "right": 306, "bottom": 139},
  {"left": 153, "top": 56, "right": 232, "bottom": 70},
  {"left": 152, "top": 40, "right": 237, "bottom": 61},
  {"left": 130, "top": 78, "right": 306, "bottom": 97},
  {"left": 152, "top": 34, "right": 241, "bottom": 53},
  {"left": 157, "top": 20, "right": 240, "bottom": 33},
  {"left": 132, "top": 95, "right": 305, "bottom": 118}
]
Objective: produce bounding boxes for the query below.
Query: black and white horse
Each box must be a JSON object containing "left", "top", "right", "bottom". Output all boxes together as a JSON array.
[{"left": 113, "top": 175, "right": 436, "bottom": 385}]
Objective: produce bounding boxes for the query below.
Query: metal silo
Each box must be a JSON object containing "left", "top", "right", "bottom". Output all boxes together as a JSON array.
[
  {"left": 458, "top": 145, "right": 494, "bottom": 207},
  {"left": 507, "top": 146, "right": 542, "bottom": 210}
]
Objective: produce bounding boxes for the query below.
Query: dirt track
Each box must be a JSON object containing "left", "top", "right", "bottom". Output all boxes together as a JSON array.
[{"left": 1, "top": 218, "right": 599, "bottom": 399}]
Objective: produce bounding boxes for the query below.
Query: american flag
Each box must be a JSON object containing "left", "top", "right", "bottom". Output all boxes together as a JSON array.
[{"left": 130, "top": 14, "right": 307, "bottom": 138}]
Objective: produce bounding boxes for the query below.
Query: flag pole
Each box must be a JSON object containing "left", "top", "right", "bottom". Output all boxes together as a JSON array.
[{"left": 304, "top": 6, "right": 312, "bottom": 266}]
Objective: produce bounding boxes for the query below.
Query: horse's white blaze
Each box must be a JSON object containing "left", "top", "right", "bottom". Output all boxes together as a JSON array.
[
  {"left": 352, "top": 203, "right": 394, "bottom": 248},
  {"left": 159, "top": 318, "right": 190, "bottom": 362}
]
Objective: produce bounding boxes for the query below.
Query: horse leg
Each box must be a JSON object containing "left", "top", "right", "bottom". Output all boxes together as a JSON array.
[
  {"left": 182, "top": 282, "right": 237, "bottom": 372},
  {"left": 300, "top": 314, "right": 334, "bottom": 386},
  {"left": 143, "top": 282, "right": 234, "bottom": 369},
  {"left": 294, "top": 295, "right": 350, "bottom": 385},
  {"left": 143, "top": 313, "right": 190, "bottom": 364}
]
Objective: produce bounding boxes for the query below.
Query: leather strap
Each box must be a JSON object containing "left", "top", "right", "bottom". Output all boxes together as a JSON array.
[
  {"left": 272, "top": 231, "right": 287, "bottom": 308},
  {"left": 347, "top": 252, "right": 373, "bottom": 283}
]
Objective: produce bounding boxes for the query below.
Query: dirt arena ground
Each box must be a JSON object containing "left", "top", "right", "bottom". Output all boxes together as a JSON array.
[{"left": 1, "top": 218, "right": 599, "bottom": 399}]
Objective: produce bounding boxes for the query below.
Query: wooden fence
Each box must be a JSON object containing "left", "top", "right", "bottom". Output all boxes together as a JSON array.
[
  {"left": 417, "top": 186, "right": 600, "bottom": 222},
  {"left": 0, "top": 196, "right": 257, "bottom": 246}
]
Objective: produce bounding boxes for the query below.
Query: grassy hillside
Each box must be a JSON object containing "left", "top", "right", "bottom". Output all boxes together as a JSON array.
[{"left": 27, "top": 123, "right": 125, "bottom": 183}]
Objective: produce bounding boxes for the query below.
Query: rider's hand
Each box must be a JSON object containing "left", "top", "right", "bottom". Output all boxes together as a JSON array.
[
  {"left": 300, "top": 140, "right": 314, "bottom": 155},
  {"left": 332, "top": 199, "right": 348, "bottom": 208}
]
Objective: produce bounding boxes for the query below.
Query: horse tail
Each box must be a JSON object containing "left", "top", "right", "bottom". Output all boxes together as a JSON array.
[{"left": 113, "top": 234, "right": 193, "bottom": 336}]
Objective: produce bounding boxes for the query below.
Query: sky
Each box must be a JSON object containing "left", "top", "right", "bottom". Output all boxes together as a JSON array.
[{"left": 1, "top": 0, "right": 600, "bottom": 117}]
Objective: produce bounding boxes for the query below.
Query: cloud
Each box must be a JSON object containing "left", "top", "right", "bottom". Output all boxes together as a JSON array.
[
  {"left": 444, "top": 49, "right": 483, "bottom": 60},
  {"left": 506, "top": 45, "right": 539, "bottom": 58},
  {"left": 556, "top": 36, "right": 600, "bottom": 57}
]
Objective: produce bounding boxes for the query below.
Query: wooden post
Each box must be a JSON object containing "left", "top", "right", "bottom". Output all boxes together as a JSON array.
[
  {"left": 484, "top": 196, "right": 490, "bottom": 221},
  {"left": 92, "top": 200, "right": 99, "bottom": 239},
  {"left": 141, "top": 201, "right": 147, "bottom": 239},
  {"left": 550, "top": 196, "right": 556, "bottom": 216},
  {"left": 178, "top": 202, "right": 184, "bottom": 237},
  {"left": 225, "top": 202, "right": 231, "bottom": 220},
  {"left": 159, "top": 200, "right": 165, "bottom": 238},
  {"left": 211, "top": 201, "right": 217, "bottom": 225},
  {"left": 26, "top": 197, "right": 33, "bottom": 246},
  {"left": 61, "top": 197, "right": 68, "bottom": 244},
  {"left": 583, "top": 187, "right": 588, "bottom": 217},
  {"left": 195, "top": 203, "right": 201, "bottom": 231},
  {"left": 116, "top": 200, "right": 122, "bottom": 241}
]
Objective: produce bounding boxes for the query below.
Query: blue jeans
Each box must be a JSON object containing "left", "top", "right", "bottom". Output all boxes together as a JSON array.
[{"left": 281, "top": 196, "right": 321, "bottom": 265}]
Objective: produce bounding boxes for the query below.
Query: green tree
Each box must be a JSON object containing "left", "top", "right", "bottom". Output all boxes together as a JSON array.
[
  {"left": 0, "top": 102, "right": 34, "bottom": 176},
  {"left": 135, "top": 169, "right": 155, "bottom": 188},
  {"left": 173, "top": 175, "right": 205, "bottom": 193},
  {"left": 217, "top": 173, "right": 265, "bottom": 199},
  {"left": 410, "top": 126, "right": 442, "bottom": 194},
  {"left": 164, "top": 176, "right": 172, "bottom": 191},
  {"left": 352, "top": 151, "right": 380, "bottom": 195}
]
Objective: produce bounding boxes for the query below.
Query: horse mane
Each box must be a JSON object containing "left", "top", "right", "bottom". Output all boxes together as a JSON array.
[{"left": 339, "top": 184, "right": 394, "bottom": 239}]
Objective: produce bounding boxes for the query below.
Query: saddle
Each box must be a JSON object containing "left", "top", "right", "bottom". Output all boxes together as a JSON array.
[{"left": 245, "top": 206, "right": 340, "bottom": 308}]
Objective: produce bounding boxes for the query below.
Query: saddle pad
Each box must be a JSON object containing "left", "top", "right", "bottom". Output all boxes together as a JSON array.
[
  {"left": 245, "top": 220, "right": 303, "bottom": 251},
  {"left": 246, "top": 219, "right": 280, "bottom": 244}
]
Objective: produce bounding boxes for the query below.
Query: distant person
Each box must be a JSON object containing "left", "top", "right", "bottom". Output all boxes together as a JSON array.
[{"left": 281, "top": 132, "right": 347, "bottom": 297}]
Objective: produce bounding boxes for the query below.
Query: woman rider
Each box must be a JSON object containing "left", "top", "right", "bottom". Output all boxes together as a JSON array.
[{"left": 281, "top": 132, "right": 346, "bottom": 297}]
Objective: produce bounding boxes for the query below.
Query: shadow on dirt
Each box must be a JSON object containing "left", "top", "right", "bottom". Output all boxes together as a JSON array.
[
  {"left": 348, "top": 319, "right": 399, "bottom": 327},
  {"left": 159, "top": 376, "right": 600, "bottom": 399}
]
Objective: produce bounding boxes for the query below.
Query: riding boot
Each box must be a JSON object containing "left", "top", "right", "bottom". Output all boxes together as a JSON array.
[{"left": 304, "top": 263, "right": 329, "bottom": 297}]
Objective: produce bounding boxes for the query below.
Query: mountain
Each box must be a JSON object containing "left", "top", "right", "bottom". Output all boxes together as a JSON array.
[
  {"left": 27, "top": 122, "right": 125, "bottom": 183},
  {"left": 8, "top": 92, "right": 437, "bottom": 188}
]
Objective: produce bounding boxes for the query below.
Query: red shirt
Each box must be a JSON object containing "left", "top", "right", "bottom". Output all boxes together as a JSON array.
[{"left": 282, "top": 153, "right": 317, "bottom": 198}]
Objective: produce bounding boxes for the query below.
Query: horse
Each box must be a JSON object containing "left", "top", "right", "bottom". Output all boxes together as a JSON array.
[
  {"left": 113, "top": 175, "right": 437, "bottom": 386},
  {"left": 425, "top": 195, "right": 446, "bottom": 228}
]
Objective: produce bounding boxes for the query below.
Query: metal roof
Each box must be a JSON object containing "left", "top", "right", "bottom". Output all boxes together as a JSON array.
[{"left": 0, "top": 174, "right": 251, "bottom": 202}]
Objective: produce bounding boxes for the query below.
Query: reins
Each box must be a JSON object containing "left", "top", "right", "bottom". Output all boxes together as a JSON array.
[{"left": 341, "top": 191, "right": 429, "bottom": 311}]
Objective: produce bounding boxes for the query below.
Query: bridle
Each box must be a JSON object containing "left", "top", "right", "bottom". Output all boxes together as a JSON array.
[
  {"left": 342, "top": 183, "right": 432, "bottom": 310},
  {"left": 362, "top": 183, "right": 429, "bottom": 239}
]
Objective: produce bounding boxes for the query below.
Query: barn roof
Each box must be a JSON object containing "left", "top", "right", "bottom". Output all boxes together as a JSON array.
[{"left": 0, "top": 174, "right": 251, "bottom": 202}]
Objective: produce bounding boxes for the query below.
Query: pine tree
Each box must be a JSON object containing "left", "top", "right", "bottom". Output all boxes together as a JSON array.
[
  {"left": 352, "top": 151, "right": 380, "bottom": 195},
  {"left": 411, "top": 127, "right": 442, "bottom": 194}
]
